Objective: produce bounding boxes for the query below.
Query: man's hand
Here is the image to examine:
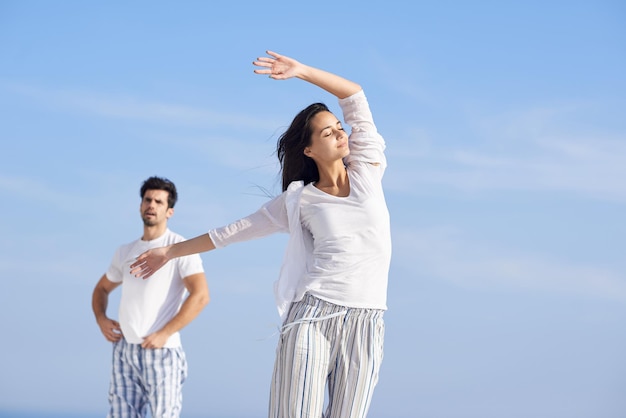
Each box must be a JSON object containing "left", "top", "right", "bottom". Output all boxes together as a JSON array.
[
  {"left": 141, "top": 331, "right": 170, "bottom": 349},
  {"left": 97, "top": 317, "right": 123, "bottom": 342}
]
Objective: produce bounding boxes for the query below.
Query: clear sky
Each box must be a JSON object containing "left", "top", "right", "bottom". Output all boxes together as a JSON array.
[{"left": 1, "top": 1, "right": 625, "bottom": 417}]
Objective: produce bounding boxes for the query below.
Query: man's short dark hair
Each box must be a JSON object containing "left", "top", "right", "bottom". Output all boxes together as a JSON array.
[{"left": 140, "top": 176, "right": 178, "bottom": 208}]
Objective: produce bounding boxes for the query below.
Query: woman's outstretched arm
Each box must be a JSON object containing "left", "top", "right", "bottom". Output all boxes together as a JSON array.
[
  {"left": 130, "top": 193, "right": 289, "bottom": 279},
  {"left": 253, "top": 50, "right": 361, "bottom": 99},
  {"left": 130, "top": 233, "right": 215, "bottom": 279}
]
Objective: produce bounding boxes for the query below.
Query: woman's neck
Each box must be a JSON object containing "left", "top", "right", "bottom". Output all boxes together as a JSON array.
[{"left": 315, "top": 163, "right": 349, "bottom": 197}]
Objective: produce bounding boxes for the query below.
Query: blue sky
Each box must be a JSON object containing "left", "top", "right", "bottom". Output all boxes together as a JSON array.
[{"left": 1, "top": 1, "right": 625, "bottom": 417}]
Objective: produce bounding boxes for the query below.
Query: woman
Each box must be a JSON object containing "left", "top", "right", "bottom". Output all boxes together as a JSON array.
[{"left": 131, "top": 50, "right": 391, "bottom": 418}]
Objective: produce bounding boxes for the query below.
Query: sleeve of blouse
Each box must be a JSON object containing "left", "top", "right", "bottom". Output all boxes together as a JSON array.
[
  {"left": 208, "top": 193, "right": 289, "bottom": 248},
  {"left": 340, "top": 90, "right": 387, "bottom": 171}
]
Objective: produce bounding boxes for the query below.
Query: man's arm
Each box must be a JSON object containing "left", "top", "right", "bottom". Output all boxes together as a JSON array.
[
  {"left": 92, "top": 274, "right": 123, "bottom": 342},
  {"left": 141, "top": 272, "right": 210, "bottom": 349}
]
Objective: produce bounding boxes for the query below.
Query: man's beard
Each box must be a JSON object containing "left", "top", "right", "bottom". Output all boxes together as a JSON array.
[{"left": 142, "top": 215, "right": 157, "bottom": 226}]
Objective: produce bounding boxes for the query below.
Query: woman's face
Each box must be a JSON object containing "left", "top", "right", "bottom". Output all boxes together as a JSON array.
[{"left": 304, "top": 111, "right": 349, "bottom": 164}]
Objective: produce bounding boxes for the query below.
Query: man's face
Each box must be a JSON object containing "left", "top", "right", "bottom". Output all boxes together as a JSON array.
[{"left": 140, "top": 189, "right": 173, "bottom": 227}]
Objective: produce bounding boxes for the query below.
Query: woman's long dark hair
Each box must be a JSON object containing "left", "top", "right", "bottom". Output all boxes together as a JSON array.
[{"left": 277, "top": 102, "right": 329, "bottom": 191}]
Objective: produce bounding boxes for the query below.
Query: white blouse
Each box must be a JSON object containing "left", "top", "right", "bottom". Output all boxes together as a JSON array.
[{"left": 209, "top": 90, "right": 391, "bottom": 320}]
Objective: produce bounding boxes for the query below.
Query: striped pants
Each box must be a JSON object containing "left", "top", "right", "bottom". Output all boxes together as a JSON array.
[
  {"left": 269, "top": 293, "right": 385, "bottom": 418},
  {"left": 107, "top": 338, "right": 188, "bottom": 418}
]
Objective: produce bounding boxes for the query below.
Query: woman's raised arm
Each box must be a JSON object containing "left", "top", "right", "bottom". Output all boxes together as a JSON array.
[{"left": 253, "top": 50, "right": 361, "bottom": 99}]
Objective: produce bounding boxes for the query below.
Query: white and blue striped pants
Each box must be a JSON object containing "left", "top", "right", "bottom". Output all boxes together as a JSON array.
[
  {"left": 269, "top": 293, "right": 385, "bottom": 418},
  {"left": 107, "top": 338, "right": 188, "bottom": 418}
]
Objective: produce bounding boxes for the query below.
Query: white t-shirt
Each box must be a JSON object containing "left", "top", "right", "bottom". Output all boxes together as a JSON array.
[
  {"left": 298, "top": 163, "right": 390, "bottom": 308},
  {"left": 209, "top": 90, "right": 391, "bottom": 319},
  {"left": 106, "top": 229, "right": 205, "bottom": 347}
]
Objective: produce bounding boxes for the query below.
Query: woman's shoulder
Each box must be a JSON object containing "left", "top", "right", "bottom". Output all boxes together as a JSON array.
[{"left": 286, "top": 180, "right": 305, "bottom": 192}]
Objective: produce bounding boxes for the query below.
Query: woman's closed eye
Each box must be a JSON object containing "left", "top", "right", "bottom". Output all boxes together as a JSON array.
[{"left": 323, "top": 126, "right": 344, "bottom": 137}]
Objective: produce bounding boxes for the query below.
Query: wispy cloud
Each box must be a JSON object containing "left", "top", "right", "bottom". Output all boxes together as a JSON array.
[
  {"left": 147, "top": 132, "right": 281, "bottom": 175},
  {"left": 1, "top": 81, "right": 279, "bottom": 131},
  {"left": 387, "top": 102, "right": 626, "bottom": 202},
  {"left": 1, "top": 81, "right": 286, "bottom": 192},
  {"left": 0, "top": 175, "right": 84, "bottom": 211},
  {"left": 394, "top": 226, "right": 626, "bottom": 301}
]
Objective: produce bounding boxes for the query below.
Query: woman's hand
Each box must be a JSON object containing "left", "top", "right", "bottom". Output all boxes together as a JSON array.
[
  {"left": 253, "top": 50, "right": 303, "bottom": 80},
  {"left": 130, "top": 246, "right": 170, "bottom": 279},
  {"left": 253, "top": 49, "right": 360, "bottom": 99}
]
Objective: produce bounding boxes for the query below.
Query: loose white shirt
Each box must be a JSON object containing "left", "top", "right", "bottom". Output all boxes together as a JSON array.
[
  {"left": 106, "top": 229, "right": 205, "bottom": 347},
  {"left": 209, "top": 90, "right": 391, "bottom": 319}
]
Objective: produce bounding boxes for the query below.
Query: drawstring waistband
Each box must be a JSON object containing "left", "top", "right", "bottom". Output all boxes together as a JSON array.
[
  {"left": 279, "top": 310, "right": 348, "bottom": 335},
  {"left": 258, "top": 309, "right": 348, "bottom": 341}
]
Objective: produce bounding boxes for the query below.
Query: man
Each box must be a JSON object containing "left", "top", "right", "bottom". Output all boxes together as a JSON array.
[{"left": 92, "top": 176, "right": 209, "bottom": 418}]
